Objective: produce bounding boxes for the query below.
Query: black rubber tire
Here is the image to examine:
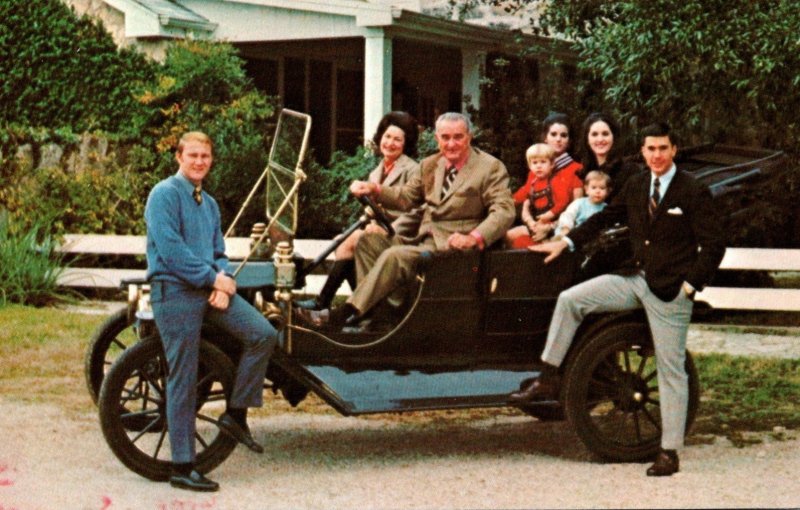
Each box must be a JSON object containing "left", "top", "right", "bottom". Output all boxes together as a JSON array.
[
  {"left": 562, "top": 321, "right": 699, "bottom": 462},
  {"left": 98, "top": 337, "right": 238, "bottom": 481},
  {"left": 85, "top": 308, "right": 147, "bottom": 404}
]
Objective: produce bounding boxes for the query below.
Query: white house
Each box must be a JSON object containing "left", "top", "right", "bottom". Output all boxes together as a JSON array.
[{"left": 67, "top": 0, "right": 572, "bottom": 159}]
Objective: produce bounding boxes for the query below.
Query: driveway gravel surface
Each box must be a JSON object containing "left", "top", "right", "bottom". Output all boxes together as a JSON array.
[
  {"left": 2, "top": 303, "right": 799, "bottom": 509},
  {"left": 2, "top": 399, "right": 799, "bottom": 509}
]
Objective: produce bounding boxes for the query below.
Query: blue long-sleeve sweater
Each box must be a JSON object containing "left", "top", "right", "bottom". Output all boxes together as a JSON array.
[{"left": 144, "top": 172, "right": 229, "bottom": 288}]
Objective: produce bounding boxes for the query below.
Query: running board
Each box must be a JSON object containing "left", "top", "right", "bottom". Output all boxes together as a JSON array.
[{"left": 275, "top": 358, "right": 539, "bottom": 415}]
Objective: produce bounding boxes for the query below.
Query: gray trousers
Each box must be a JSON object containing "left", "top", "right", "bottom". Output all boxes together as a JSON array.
[
  {"left": 151, "top": 281, "right": 277, "bottom": 463},
  {"left": 542, "top": 273, "right": 693, "bottom": 450}
]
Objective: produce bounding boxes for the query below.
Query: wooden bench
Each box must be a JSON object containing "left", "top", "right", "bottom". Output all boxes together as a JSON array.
[
  {"left": 695, "top": 248, "right": 800, "bottom": 312},
  {"left": 56, "top": 234, "right": 349, "bottom": 295},
  {"left": 57, "top": 236, "right": 800, "bottom": 314}
]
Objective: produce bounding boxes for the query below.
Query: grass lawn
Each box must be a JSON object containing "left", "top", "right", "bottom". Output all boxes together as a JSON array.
[{"left": 1, "top": 304, "right": 799, "bottom": 444}]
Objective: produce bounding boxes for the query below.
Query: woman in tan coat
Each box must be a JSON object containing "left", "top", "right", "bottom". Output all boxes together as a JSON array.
[{"left": 295, "top": 111, "right": 420, "bottom": 310}]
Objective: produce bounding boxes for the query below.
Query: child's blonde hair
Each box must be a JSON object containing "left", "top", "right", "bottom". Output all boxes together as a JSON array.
[
  {"left": 525, "top": 143, "right": 556, "bottom": 165},
  {"left": 584, "top": 170, "right": 612, "bottom": 188}
]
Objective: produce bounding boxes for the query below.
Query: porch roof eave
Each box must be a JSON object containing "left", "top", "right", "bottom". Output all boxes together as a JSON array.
[
  {"left": 104, "top": 0, "right": 216, "bottom": 37},
  {"left": 384, "top": 9, "right": 575, "bottom": 59}
]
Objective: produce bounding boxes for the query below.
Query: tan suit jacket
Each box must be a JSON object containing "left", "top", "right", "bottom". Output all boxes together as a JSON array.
[
  {"left": 377, "top": 148, "right": 515, "bottom": 248},
  {"left": 367, "top": 153, "right": 420, "bottom": 223},
  {"left": 348, "top": 147, "right": 514, "bottom": 314}
]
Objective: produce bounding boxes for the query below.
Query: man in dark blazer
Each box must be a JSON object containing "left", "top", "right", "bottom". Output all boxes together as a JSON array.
[
  {"left": 509, "top": 123, "right": 725, "bottom": 477},
  {"left": 298, "top": 112, "right": 515, "bottom": 331}
]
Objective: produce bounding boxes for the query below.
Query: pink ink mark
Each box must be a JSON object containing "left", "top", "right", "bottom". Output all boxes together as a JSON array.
[
  {"left": 100, "top": 495, "right": 113, "bottom": 509},
  {"left": 157, "top": 497, "right": 217, "bottom": 510},
  {"left": 0, "top": 463, "right": 14, "bottom": 487}
]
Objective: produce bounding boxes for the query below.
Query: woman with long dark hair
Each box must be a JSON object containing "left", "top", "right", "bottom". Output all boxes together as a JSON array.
[{"left": 578, "top": 112, "right": 640, "bottom": 201}]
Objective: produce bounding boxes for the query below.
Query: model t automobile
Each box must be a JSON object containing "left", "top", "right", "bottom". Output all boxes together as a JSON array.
[{"left": 86, "top": 109, "right": 785, "bottom": 481}]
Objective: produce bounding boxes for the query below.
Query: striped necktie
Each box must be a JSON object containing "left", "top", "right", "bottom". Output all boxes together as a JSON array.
[
  {"left": 649, "top": 177, "right": 660, "bottom": 217},
  {"left": 193, "top": 185, "right": 203, "bottom": 205},
  {"left": 441, "top": 166, "right": 457, "bottom": 199}
]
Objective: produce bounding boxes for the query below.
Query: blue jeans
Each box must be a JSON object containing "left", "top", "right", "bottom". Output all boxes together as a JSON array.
[{"left": 150, "top": 280, "right": 277, "bottom": 463}]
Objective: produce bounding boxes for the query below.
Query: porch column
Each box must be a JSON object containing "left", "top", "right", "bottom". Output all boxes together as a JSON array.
[
  {"left": 364, "top": 29, "right": 392, "bottom": 142},
  {"left": 461, "top": 49, "right": 486, "bottom": 112}
]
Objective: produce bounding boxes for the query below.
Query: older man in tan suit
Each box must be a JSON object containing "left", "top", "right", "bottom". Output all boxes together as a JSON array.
[{"left": 298, "top": 112, "right": 515, "bottom": 332}]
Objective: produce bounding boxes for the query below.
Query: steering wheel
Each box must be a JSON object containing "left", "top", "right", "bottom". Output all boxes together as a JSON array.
[{"left": 357, "top": 195, "right": 395, "bottom": 237}]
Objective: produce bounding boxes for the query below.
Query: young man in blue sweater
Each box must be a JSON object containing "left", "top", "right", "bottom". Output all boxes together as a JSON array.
[{"left": 145, "top": 131, "right": 277, "bottom": 492}]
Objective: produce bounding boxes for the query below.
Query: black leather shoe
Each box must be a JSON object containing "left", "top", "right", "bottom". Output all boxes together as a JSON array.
[
  {"left": 295, "top": 305, "right": 356, "bottom": 331},
  {"left": 508, "top": 370, "right": 560, "bottom": 404},
  {"left": 646, "top": 449, "right": 679, "bottom": 477},
  {"left": 169, "top": 470, "right": 219, "bottom": 492},
  {"left": 218, "top": 413, "right": 264, "bottom": 453},
  {"left": 341, "top": 316, "right": 393, "bottom": 334}
]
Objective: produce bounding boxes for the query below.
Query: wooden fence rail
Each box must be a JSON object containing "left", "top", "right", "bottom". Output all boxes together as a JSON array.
[
  {"left": 56, "top": 235, "right": 800, "bottom": 312},
  {"left": 56, "top": 234, "right": 346, "bottom": 296}
]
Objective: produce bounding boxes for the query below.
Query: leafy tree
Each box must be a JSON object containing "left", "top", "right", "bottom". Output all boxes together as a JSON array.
[
  {"left": 1, "top": 38, "right": 278, "bottom": 237},
  {"left": 455, "top": 0, "right": 800, "bottom": 152},
  {"left": 0, "top": 0, "right": 153, "bottom": 132},
  {"left": 449, "top": 0, "right": 800, "bottom": 247},
  {"left": 127, "top": 40, "right": 279, "bottom": 233}
]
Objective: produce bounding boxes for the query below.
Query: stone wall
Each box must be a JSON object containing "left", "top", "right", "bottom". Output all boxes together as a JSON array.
[{"left": 7, "top": 133, "right": 116, "bottom": 175}]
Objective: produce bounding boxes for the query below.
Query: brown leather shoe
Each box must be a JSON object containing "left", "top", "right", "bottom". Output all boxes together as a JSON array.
[
  {"left": 508, "top": 369, "right": 560, "bottom": 403},
  {"left": 646, "top": 449, "right": 679, "bottom": 477}
]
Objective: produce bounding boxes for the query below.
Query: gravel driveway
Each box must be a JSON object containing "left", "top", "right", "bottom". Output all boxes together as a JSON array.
[
  {"left": 3, "top": 306, "right": 800, "bottom": 509},
  {"left": 2, "top": 396, "right": 799, "bottom": 509}
]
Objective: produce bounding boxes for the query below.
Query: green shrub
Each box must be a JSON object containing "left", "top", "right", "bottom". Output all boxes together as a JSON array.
[
  {"left": 2, "top": 164, "right": 154, "bottom": 236},
  {"left": 0, "top": 0, "right": 154, "bottom": 132},
  {"left": 294, "top": 128, "right": 451, "bottom": 239},
  {"left": 0, "top": 39, "right": 279, "bottom": 237},
  {"left": 298, "top": 146, "right": 379, "bottom": 238},
  {"left": 128, "top": 40, "right": 279, "bottom": 233},
  {"left": 0, "top": 213, "right": 71, "bottom": 307}
]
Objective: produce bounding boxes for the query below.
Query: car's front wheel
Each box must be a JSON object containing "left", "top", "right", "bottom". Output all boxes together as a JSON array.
[
  {"left": 98, "top": 336, "right": 238, "bottom": 481},
  {"left": 562, "top": 321, "right": 699, "bottom": 462}
]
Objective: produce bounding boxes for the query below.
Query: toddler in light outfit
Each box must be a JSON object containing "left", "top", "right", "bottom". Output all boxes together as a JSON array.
[{"left": 553, "top": 170, "right": 611, "bottom": 240}]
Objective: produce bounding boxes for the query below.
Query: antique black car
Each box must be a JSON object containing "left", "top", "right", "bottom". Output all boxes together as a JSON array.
[{"left": 88, "top": 109, "right": 786, "bottom": 481}]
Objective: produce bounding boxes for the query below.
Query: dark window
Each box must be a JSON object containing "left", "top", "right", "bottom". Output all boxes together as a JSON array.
[
  {"left": 527, "top": 59, "right": 540, "bottom": 86},
  {"left": 336, "top": 68, "right": 364, "bottom": 153},
  {"left": 284, "top": 57, "right": 306, "bottom": 111},
  {"left": 244, "top": 58, "right": 279, "bottom": 96},
  {"left": 309, "top": 60, "right": 333, "bottom": 163}
]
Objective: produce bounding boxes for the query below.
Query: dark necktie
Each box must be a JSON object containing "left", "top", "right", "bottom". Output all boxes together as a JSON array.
[
  {"left": 193, "top": 185, "right": 203, "bottom": 205},
  {"left": 441, "top": 166, "right": 457, "bottom": 199},
  {"left": 649, "top": 177, "right": 661, "bottom": 217}
]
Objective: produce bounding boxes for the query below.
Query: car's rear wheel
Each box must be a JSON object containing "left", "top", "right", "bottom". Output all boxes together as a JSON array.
[
  {"left": 98, "top": 336, "right": 238, "bottom": 481},
  {"left": 85, "top": 308, "right": 141, "bottom": 404},
  {"left": 562, "top": 321, "right": 699, "bottom": 462}
]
